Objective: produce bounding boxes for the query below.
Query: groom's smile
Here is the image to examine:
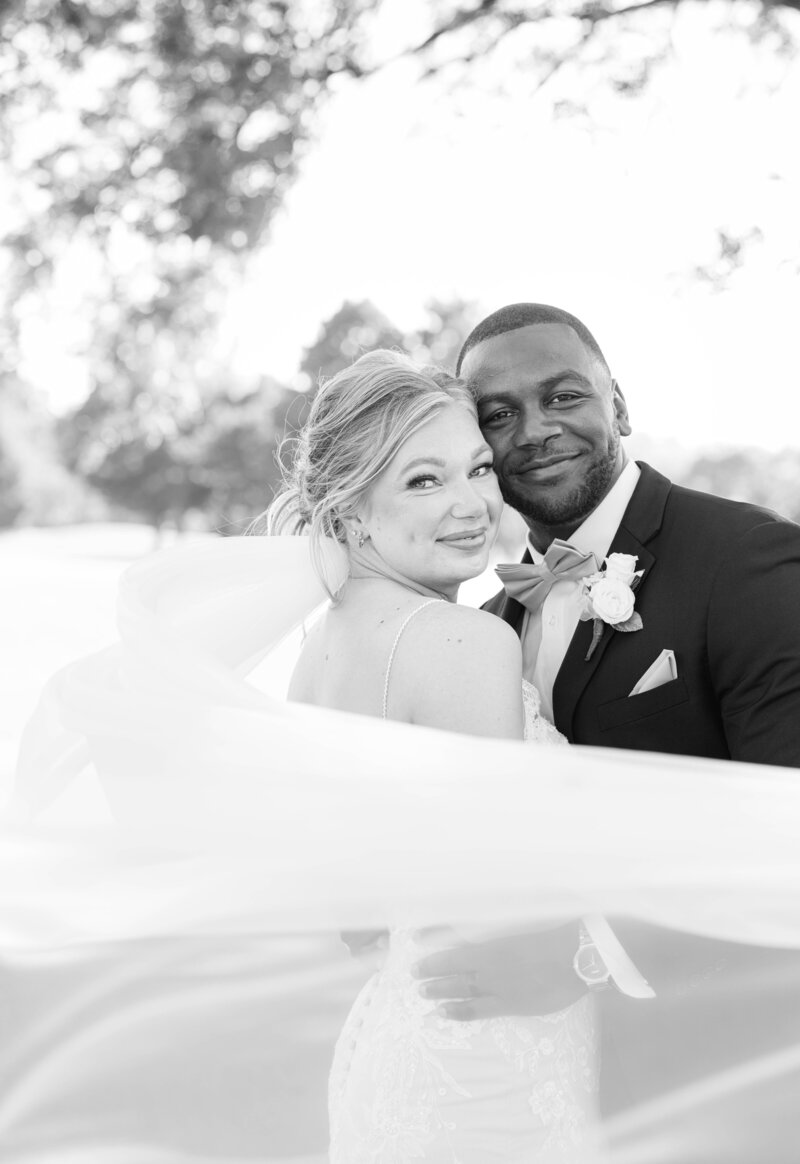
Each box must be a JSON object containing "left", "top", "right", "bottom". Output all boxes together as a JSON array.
[{"left": 513, "top": 452, "right": 582, "bottom": 479}]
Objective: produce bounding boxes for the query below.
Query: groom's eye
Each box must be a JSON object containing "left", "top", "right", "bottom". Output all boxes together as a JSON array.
[
  {"left": 548, "top": 380, "right": 588, "bottom": 404},
  {"left": 480, "top": 408, "right": 515, "bottom": 427}
]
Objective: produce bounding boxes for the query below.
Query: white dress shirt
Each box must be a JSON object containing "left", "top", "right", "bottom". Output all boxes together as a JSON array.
[
  {"left": 522, "top": 460, "right": 642, "bottom": 722},
  {"left": 518, "top": 460, "right": 654, "bottom": 999}
]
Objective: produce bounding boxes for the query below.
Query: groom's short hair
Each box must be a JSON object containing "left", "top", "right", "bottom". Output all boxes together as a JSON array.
[{"left": 456, "top": 303, "right": 611, "bottom": 377}]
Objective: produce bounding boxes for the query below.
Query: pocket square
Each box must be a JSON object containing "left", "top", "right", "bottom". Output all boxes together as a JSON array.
[{"left": 629, "top": 649, "right": 677, "bottom": 696}]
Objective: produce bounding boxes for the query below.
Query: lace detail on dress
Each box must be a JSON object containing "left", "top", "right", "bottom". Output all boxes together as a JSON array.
[
  {"left": 522, "top": 678, "right": 569, "bottom": 746},
  {"left": 329, "top": 928, "right": 598, "bottom": 1162},
  {"left": 329, "top": 680, "right": 594, "bottom": 1162}
]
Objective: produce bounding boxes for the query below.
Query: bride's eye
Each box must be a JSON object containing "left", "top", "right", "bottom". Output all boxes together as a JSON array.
[
  {"left": 407, "top": 474, "right": 439, "bottom": 490},
  {"left": 470, "top": 462, "right": 495, "bottom": 478}
]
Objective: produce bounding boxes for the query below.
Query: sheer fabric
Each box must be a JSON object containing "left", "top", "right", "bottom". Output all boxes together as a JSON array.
[
  {"left": 3, "top": 534, "right": 800, "bottom": 1162},
  {"left": 328, "top": 661, "right": 595, "bottom": 1161}
]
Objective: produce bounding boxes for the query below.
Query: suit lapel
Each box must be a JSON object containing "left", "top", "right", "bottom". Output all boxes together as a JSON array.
[{"left": 551, "top": 463, "right": 671, "bottom": 738}]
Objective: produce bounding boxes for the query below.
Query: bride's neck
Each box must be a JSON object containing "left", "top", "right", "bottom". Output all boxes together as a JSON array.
[
  {"left": 345, "top": 544, "right": 456, "bottom": 603},
  {"left": 342, "top": 575, "right": 457, "bottom": 605}
]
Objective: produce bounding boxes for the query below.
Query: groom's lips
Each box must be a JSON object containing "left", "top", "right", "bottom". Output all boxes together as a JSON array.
[{"left": 514, "top": 453, "right": 579, "bottom": 477}]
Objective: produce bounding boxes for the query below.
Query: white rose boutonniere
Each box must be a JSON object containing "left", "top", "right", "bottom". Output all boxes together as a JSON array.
[{"left": 580, "top": 554, "right": 645, "bottom": 660}]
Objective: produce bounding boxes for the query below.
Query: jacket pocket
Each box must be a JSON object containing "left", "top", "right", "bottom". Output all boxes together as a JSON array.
[{"left": 597, "top": 676, "right": 690, "bottom": 732}]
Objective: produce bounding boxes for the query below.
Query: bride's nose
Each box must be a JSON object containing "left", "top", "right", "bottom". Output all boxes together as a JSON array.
[{"left": 449, "top": 479, "right": 488, "bottom": 518}]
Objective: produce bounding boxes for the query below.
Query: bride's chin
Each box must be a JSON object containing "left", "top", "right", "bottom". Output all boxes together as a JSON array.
[{"left": 445, "top": 557, "right": 493, "bottom": 587}]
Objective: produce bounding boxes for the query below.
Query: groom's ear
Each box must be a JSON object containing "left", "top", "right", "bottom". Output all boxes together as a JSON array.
[{"left": 611, "top": 379, "right": 632, "bottom": 437}]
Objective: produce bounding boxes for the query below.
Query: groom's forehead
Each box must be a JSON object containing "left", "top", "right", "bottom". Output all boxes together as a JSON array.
[{"left": 462, "top": 323, "right": 591, "bottom": 389}]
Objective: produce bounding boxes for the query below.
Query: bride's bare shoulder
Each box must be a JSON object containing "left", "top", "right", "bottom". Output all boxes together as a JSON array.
[
  {"left": 415, "top": 601, "right": 521, "bottom": 658},
  {"left": 393, "top": 602, "right": 523, "bottom": 738}
]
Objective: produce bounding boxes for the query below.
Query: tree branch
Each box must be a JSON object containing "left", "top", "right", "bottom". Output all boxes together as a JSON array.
[{"left": 406, "top": 0, "right": 800, "bottom": 65}]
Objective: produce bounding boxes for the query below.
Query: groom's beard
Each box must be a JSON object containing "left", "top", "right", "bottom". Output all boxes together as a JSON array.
[{"left": 499, "top": 425, "right": 622, "bottom": 530}]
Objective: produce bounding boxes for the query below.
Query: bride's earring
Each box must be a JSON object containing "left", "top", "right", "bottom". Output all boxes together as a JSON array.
[{"left": 350, "top": 528, "right": 367, "bottom": 549}]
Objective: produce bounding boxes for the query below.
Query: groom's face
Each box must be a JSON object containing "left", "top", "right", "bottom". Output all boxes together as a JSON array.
[{"left": 462, "top": 323, "right": 631, "bottom": 543}]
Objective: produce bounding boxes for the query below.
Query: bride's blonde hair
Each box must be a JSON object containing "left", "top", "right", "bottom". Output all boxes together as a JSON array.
[{"left": 261, "top": 349, "right": 475, "bottom": 597}]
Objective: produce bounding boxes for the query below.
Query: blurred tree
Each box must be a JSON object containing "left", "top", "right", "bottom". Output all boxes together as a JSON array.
[
  {"left": 405, "top": 298, "right": 480, "bottom": 372},
  {"left": 0, "top": 0, "right": 375, "bottom": 529},
  {"left": 680, "top": 447, "right": 800, "bottom": 524},
  {"left": 299, "top": 300, "right": 407, "bottom": 384},
  {"left": 58, "top": 382, "right": 212, "bottom": 536},
  {"left": 0, "top": 382, "right": 95, "bottom": 528},
  {"left": 56, "top": 258, "right": 232, "bottom": 533},
  {"left": 298, "top": 296, "right": 480, "bottom": 386},
  {"left": 198, "top": 378, "right": 306, "bottom": 534},
  {"left": 0, "top": 1, "right": 371, "bottom": 257}
]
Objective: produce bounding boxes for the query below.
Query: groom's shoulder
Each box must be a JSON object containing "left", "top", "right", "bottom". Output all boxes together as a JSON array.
[
  {"left": 638, "top": 462, "right": 799, "bottom": 538},
  {"left": 667, "top": 484, "right": 797, "bottom": 536}
]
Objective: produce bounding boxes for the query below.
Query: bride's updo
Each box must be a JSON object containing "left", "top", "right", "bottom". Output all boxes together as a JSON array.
[{"left": 264, "top": 349, "right": 475, "bottom": 595}]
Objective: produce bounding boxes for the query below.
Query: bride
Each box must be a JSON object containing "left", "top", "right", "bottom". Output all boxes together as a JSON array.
[{"left": 266, "top": 350, "right": 598, "bottom": 1161}]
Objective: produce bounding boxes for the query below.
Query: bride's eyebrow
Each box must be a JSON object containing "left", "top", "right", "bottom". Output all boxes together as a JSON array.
[
  {"left": 400, "top": 455, "right": 446, "bottom": 473},
  {"left": 400, "top": 444, "right": 491, "bottom": 474}
]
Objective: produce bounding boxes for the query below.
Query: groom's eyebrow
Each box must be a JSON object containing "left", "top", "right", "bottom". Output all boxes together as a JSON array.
[
  {"left": 475, "top": 371, "right": 594, "bottom": 403},
  {"left": 538, "top": 371, "right": 594, "bottom": 392}
]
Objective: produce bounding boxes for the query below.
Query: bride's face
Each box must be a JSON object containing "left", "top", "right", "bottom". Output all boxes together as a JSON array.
[{"left": 357, "top": 403, "right": 503, "bottom": 599}]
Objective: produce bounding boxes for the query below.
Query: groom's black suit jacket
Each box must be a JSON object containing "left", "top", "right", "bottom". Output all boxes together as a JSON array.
[
  {"left": 483, "top": 461, "right": 800, "bottom": 765},
  {"left": 484, "top": 462, "right": 800, "bottom": 1120}
]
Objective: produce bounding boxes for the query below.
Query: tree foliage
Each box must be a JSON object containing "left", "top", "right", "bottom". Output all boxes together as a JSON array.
[
  {"left": 681, "top": 447, "right": 800, "bottom": 525},
  {"left": 0, "top": 0, "right": 372, "bottom": 255},
  {"left": 299, "top": 300, "right": 407, "bottom": 383},
  {"left": 0, "top": 0, "right": 377, "bottom": 531}
]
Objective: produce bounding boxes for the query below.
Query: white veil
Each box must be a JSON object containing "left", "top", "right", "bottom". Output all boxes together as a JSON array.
[{"left": 4, "top": 535, "right": 800, "bottom": 1162}]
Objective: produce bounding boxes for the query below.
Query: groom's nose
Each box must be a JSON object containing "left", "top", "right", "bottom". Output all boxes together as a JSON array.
[{"left": 516, "top": 403, "right": 563, "bottom": 446}]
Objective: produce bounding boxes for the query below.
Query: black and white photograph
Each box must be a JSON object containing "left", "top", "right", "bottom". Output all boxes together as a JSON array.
[{"left": 2, "top": 2, "right": 800, "bottom": 1161}]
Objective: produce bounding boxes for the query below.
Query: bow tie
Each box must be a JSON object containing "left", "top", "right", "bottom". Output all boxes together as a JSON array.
[{"left": 496, "top": 540, "right": 599, "bottom": 614}]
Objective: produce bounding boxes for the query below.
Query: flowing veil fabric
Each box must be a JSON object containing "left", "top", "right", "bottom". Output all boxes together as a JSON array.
[{"left": 3, "top": 535, "right": 800, "bottom": 1162}]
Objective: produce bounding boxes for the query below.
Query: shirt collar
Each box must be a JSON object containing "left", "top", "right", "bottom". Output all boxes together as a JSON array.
[{"left": 527, "top": 459, "right": 641, "bottom": 564}]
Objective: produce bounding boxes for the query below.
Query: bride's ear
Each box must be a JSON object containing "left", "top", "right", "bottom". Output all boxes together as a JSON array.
[{"left": 345, "top": 519, "right": 370, "bottom": 549}]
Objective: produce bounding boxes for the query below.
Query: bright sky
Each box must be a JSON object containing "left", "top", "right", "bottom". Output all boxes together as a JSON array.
[
  {"left": 20, "top": 0, "right": 800, "bottom": 452},
  {"left": 228, "top": 1, "right": 800, "bottom": 452}
]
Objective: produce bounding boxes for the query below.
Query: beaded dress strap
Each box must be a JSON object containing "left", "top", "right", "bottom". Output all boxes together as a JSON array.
[{"left": 382, "top": 600, "right": 442, "bottom": 721}]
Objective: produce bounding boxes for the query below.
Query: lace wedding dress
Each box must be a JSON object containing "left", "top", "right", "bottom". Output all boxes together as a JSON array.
[{"left": 328, "top": 607, "right": 599, "bottom": 1163}]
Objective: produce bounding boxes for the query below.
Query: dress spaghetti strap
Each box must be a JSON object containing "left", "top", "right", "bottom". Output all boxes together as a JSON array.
[{"left": 382, "top": 599, "right": 442, "bottom": 721}]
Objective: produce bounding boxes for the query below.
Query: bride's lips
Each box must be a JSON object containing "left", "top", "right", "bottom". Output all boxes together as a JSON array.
[{"left": 437, "top": 528, "right": 488, "bottom": 550}]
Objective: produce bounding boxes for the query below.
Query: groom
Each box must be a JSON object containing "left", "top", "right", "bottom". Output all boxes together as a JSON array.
[
  {"left": 462, "top": 302, "right": 800, "bottom": 764},
  {"left": 413, "top": 302, "right": 800, "bottom": 1107}
]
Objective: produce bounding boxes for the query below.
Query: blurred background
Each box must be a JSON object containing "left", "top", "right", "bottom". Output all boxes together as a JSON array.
[{"left": 1, "top": 0, "right": 800, "bottom": 778}]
